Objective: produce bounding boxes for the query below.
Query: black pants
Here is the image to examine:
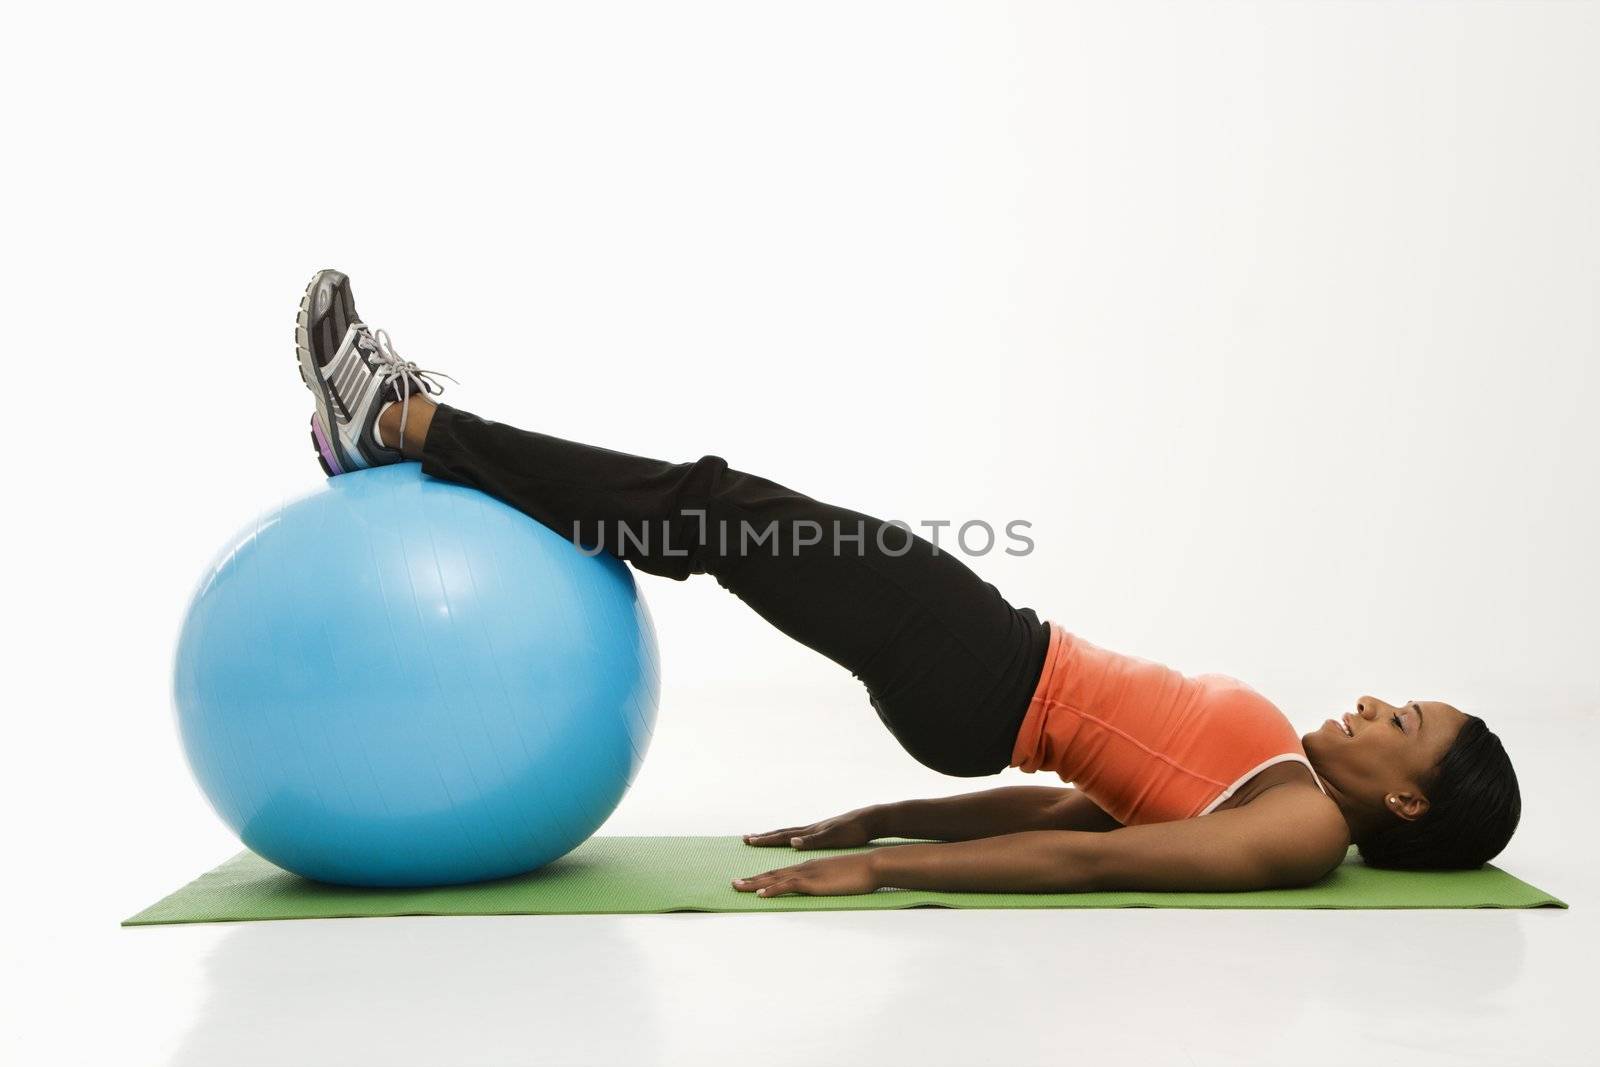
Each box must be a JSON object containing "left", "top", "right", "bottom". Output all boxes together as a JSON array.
[{"left": 420, "top": 405, "right": 1050, "bottom": 777}]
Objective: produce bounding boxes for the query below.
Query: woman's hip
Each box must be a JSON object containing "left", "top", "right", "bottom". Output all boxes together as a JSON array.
[{"left": 865, "top": 608, "right": 1050, "bottom": 778}]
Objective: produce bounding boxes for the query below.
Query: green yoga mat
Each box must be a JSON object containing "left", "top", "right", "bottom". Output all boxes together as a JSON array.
[{"left": 125, "top": 836, "right": 1564, "bottom": 925}]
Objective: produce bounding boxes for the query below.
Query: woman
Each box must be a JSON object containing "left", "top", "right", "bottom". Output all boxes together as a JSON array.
[{"left": 295, "top": 269, "right": 1522, "bottom": 898}]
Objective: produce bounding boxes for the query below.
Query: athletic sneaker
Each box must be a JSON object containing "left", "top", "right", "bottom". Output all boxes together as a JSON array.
[{"left": 294, "top": 269, "right": 453, "bottom": 476}]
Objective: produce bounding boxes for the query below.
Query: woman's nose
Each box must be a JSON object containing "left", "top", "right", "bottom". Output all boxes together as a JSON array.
[{"left": 1355, "top": 697, "right": 1383, "bottom": 720}]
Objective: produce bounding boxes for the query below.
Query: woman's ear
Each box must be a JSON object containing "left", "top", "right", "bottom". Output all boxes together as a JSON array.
[{"left": 1385, "top": 791, "right": 1431, "bottom": 822}]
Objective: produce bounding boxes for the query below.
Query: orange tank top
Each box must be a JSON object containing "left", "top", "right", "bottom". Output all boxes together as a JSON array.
[{"left": 1009, "top": 625, "right": 1320, "bottom": 825}]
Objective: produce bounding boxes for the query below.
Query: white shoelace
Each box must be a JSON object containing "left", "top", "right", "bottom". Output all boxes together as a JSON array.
[{"left": 360, "top": 328, "right": 456, "bottom": 453}]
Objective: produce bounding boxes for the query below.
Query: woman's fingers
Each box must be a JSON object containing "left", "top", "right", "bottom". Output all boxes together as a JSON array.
[
  {"left": 731, "top": 862, "right": 807, "bottom": 892},
  {"left": 741, "top": 826, "right": 808, "bottom": 846},
  {"left": 744, "top": 814, "right": 864, "bottom": 850},
  {"left": 793, "top": 821, "right": 869, "bottom": 850},
  {"left": 732, "top": 855, "right": 872, "bottom": 898}
]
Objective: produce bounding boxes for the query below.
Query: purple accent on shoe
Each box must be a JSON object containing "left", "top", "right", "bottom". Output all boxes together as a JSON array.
[{"left": 311, "top": 414, "right": 344, "bottom": 475}]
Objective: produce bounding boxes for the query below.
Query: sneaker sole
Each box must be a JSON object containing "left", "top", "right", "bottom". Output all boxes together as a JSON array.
[
  {"left": 308, "top": 414, "right": 340, "bottom": 478},
  {"left": 295, "top": 269, "right": 351, "bottom": 476}
]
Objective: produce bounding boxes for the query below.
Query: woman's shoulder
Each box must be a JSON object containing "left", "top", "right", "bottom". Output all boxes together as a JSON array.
[
  {"left": 1242, "top": 773, "right": 1350, "bottom": 858},
  {"left": 1196, "top": 775, "right": 1352, "bottom": 886}
]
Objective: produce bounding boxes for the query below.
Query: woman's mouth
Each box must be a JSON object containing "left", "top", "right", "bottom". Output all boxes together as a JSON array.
[{"left": 1339, "top": 713, "right": 1354, "bottom": 737}]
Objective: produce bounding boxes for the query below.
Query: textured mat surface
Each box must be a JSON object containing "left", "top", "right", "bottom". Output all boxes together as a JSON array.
[{"left": 125, "top": 836, "right": 1565, "bottom": 925}]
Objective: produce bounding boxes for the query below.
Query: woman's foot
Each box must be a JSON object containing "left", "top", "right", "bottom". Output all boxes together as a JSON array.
[{"left": 294, "top": 269, "right": 452, "bottom": 475}]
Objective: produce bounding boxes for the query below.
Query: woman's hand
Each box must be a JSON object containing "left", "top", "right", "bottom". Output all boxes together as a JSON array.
[
  {"left": 742, "top": 805, "right": 885, "bottom": 850},
  {"left": 732, "top": 853, "right": 879, "bottom": 897},
  {"left": 737, "top": 807, "right": 886, "bottom": 897}
]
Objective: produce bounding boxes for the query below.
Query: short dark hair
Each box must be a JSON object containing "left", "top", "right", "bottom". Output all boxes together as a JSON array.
[{"left": 1357, "top": 716, "right": 1521, "bottom": 870}]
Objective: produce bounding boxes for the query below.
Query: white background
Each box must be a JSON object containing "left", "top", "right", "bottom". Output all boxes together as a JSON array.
[{"left": 3, "top": 2, "right": 1596, "bottom": 1065}]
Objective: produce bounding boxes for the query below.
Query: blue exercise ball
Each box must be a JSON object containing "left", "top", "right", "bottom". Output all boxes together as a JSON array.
[{"left": 174, "top": 463, "right": 659, "bottom": 888}]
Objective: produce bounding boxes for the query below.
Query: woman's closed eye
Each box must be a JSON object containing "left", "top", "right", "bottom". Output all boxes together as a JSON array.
[{"left": 1391, "top": 704, "right": 1423, "bottom": 733}]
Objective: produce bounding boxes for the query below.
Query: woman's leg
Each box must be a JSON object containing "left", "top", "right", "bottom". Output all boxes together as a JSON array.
[{"left": 408, "top": 402, "right": 1050, "bottom": 777}]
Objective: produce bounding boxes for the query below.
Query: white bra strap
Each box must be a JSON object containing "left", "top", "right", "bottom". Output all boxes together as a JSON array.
[{"left": 1199, "top": 752, "right": 1325, "bottom": 815}]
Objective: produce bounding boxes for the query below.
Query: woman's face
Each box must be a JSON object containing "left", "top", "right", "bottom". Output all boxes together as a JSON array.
[{"left": 1303, "top": 696, "right": 1469, "bottom": 822}]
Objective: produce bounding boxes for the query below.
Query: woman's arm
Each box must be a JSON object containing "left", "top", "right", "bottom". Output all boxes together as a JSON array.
[
  {"left": 733, "top": 785, "right": 1348, "bottom": 897},
  {"left": 743, "top": 787, "right": 1119, "bottom": 850},
  {"left": 885, "top": 787, "right": 1121, "bottom": 840}
]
